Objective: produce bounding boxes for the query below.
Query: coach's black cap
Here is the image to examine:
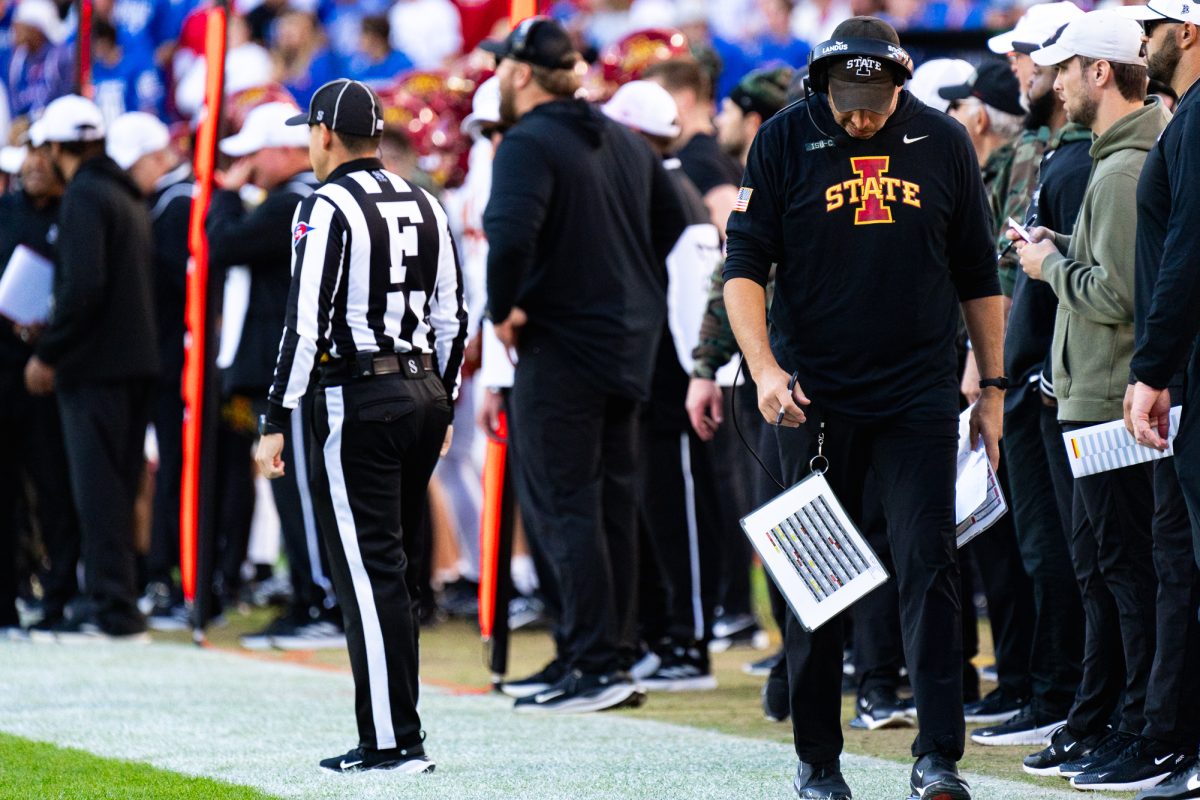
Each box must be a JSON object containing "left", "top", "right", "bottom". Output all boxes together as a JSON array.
[
  {"left": 285, "top": 79, "right": 385, "bottom": 137},
  {"left": 938, "top": 60, "right": 1024, "bottom": 116},
  {"left": 479, "top": 16, "right": 577, "bottom": 70}
]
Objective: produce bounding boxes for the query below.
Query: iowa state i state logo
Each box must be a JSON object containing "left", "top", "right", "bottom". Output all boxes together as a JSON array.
[{"left": 824, "top": 157, "right": 921, "bottom": 225}]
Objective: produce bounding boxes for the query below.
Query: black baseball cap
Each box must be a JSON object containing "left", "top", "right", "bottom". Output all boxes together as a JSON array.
[
  {"left": 824, "top": 17, "right": 908, "bottom": 115},
  {"left": 285, "top": 79, "right": 385, "bottom": 137},
  {"left": 479, "top": 16, "right": 577, "bottom": 70},
  {"left": 939, "top": 60, "right": 1024, "bottom": 116}
]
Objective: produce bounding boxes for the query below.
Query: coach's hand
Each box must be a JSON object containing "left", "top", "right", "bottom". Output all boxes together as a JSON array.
[
  {"left": 1128, "top": 381, "right": 1171, "bottom": 451},
  {"left": 478, "top": 388, "right": 506, "bottom": 442},
  {"left": 970, "top": 390, "right": 1004, "bottom": 471},
  {"left": 757, "top": 364, "right": 809, "bottom": 428},
  {"left": 686, "top": 377, "right": 724, "bottom": 441},
  {"left": 23, "top": 355, "right": 55, "bottom": 396},
  {"left": 494, "top": 307, "right": 527, "bottom": 351},
  {"left": 255, "top": 433, "right": 286, "bottom": 479}
]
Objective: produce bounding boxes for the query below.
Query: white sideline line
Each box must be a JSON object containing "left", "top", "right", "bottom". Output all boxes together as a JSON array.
[{"left": 0, "top": 642, "right": 1077, "bottom": 800}]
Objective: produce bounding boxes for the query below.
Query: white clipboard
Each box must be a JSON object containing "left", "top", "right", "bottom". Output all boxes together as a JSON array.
[{"left": 0, "top": 244, "right": 54, "bottom": 326}]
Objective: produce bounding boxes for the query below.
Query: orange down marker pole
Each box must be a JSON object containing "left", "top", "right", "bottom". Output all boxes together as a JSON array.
[{"left": 478, "top": 412, "right": 508, "bottom": 641}]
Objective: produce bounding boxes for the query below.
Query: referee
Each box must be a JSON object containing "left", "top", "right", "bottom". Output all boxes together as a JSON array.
[{"left": 254, "top": 79, "right": 467, "bottom": 775}]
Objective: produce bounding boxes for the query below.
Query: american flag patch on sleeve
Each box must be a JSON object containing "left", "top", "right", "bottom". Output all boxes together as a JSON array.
[{"left": 733, "top": 187, "right": 753, "bottom": 212}]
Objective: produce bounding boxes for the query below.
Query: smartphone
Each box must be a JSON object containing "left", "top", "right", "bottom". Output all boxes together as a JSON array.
[{"left": 1007, "top": 216, "right": 1034, "bottom": 243}]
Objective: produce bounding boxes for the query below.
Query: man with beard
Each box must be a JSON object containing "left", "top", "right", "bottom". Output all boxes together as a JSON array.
[
  {"left": 1125, "top": 2, "right": 1200, "bottom": 797},
  {"left": 483, "top": 17, "right": 687, "bottom": 713},
  {"left": 1016, "top": 12, "right": 1181, "bottom": 791}
]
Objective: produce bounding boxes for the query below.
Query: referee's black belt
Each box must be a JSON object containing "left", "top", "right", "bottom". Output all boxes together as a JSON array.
[{"left": 318, "top": 351, "right": 435, "bottom": 383}]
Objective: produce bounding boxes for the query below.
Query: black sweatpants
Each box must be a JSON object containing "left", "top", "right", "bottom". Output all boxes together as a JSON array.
[
  {"left": 1143, "top": 388, "right": 1200, "bottom": 748},
  {"left": 1002, "top": 392, "right": 1083, "bottom": 718},
  {"left": 56, "top": 379, "right": 152, "bottom": 630},
  {"left": 310, "top": 372, "right": 449, "bottom": 751},
  {"left": 1063, "top": 422, "right": 1157, "bottom": 737},
  {"left": 639, "top": 427, "right": 721, "bottom": 647},
  {"left": 778, "top": 405, "right": 964, "bottom": 763},
  {"left": 509, "top": 343, "right": 639, "bottom": 674}
]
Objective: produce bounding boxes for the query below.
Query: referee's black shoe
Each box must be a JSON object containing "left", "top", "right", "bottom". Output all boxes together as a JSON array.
[
  {"left": 513, "top": 669, "right": 642, "bottom": 714},
  {"left": 319, "top": 744, "right": 434, "bottom": 775},
  {"left": 793, "top": 759, "right": 850, "bottom": 799},
  {"left": 908, "top": 753, "right": 971, "bottom": 800}
]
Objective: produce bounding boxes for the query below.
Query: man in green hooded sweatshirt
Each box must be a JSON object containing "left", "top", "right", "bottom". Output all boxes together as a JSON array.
[{"left": 1014, "top": 9, "right": 1182, "bottom": 791}]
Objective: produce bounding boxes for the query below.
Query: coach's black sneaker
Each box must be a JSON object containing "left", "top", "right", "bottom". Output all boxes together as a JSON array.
[
  {"left": 794, "top": 759, "right": 851, "bottom": 799},
  {"left": 709, "top": 613, "right": 769, "bottom": 652},
  {"left": 1135, "top": 756, "right": 1200, "bottom": 799},
  {"left": 963, "top": 687, "right": 1026, "bottom": 724},
  {"left": 513, "top": 669, "right": 642, "bottom": 714},
  {"left": 319, "top": 744, "right": 434, "bottom": 775},
  {"left": 270, "top": 609, "right": 346, "bottom": 651},
  {"left": 970, "top": 705, "right": 1063, "bottom": 746},
  {"left": 641, "top": 646, "right": 717, "bottom": 692},
  {"left": 744, "top": 649, "right": 784, "bottom": 677},
  {"left": 1070, "top": 736, "right": 1191, "bottom": 792},
  {"left": 763, "top": 665, "right": 790, "bottom": 722},
  {"left": 240, "top": 607, "right": 309, "bottom": 651},
  {"left": 499, "top": 659, "right": 566, "bottom": 699},
  {"left": 1023, "top": 725, "right": 1107, "bottom": 776},
  {"left": 1059, "top": 730, "right": 1139, "bottom": 778},
  {"left": 855, "top": 688, "right": 915, "bottom": 731},
  {"left": 908, "top": 753, "right": 970, "bottom": 800}
]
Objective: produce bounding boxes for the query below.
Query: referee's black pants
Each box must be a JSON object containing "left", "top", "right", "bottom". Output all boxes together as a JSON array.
[
  {"left": 509, "top": 342, "right": 639, "bottom": 675},
  {"left": 1001, "top": 392, "right": 1083, "bottom": 719},
  {"left": 1062, "top": 422, "right": 1157, "bottom": 737},
  {"left": 310, "top": 372, "right": 449, "bottom": 751},
  {"left": 777, "top": 405, "right": 964, "bottom": 763}
]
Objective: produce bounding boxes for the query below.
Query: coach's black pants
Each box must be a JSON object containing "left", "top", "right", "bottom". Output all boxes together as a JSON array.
[
  {"left": 57, "top": 379, "right": 152, "bottom": 632},
  {"left": 1002, "top": 393, "right": 1083, "bottom": 719},
  {"left": 310, "top": 372, "right": 449, "bottom": 751},
  {"left": 509, "top": 342, "right": 639, "bottom": 675},
  {"left": 147, "top": 375, "right": 183, "bottom": 589},
  {"left": 639, "top": 427, "right": 721, "bottom": 647},
  {"left": 1062, "top": 423, "right": 1157, "bottom": 737},
  {"left": 778, "top": 406, "right": 964, "bottom": 763},
  {"left": 712, "top": 381, "right": 761, "bottom": 622}
]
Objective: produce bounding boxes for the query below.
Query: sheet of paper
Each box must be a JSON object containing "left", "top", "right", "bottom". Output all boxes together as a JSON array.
[
  {"left": 956, "top": 406, "right": 1008, "bottom": 548},
  {"left": 1062, "top": 408, "right": 1182, "bottom": 479},
  {"left": 0, "top": 244, "right": 54, "bottom": 326}
]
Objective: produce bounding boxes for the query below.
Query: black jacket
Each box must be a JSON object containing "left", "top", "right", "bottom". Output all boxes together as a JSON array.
[
  {"left": 36, "top": 155, "right": 160, "bottom": 384},
  {"left": 0, "top": 190, "right": 59, "bottom": 371},
  {"left": 149, "top": 165, "right": 194, "bottom": 383},
  {"left": 207, "top": 172, "right": 319, "bottom": 395},
  {"left": 484, "top": 99, "right": 687, "bottom": 400},
  {"left": 725, "top": 91, "right": 999, "bottom": 420}
]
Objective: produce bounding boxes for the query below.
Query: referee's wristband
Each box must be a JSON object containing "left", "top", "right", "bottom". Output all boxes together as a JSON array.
[{"left": 260, "top": 402, "right": 292, "bottom": 436}]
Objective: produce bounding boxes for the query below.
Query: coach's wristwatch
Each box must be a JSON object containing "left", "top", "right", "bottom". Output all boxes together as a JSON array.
[
  {"left": 257, "top": 414, "right": 286, "bottom": 437},
  {"left": 978, "top": 377, "right": 1010, "bottom": 391}
]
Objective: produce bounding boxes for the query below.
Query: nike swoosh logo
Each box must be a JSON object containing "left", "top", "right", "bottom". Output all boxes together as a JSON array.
[
  {"left": 1063, "top": 742, "right": 1077, "bottom": 752},
  {"left": 903, "top": 134, "right": 929, "bottom": 144},
  {"left": 534, "top": 689, "right": 566, "bottom": 704},
  {"left": 1155, "top": 754, "right": 1174, "bottom": 765},
  {"left": 339, "top": 760, "right": 362, "bottom": 770},
  {"left": 915, "top": 769, "right": 923, "bottom": 779}
]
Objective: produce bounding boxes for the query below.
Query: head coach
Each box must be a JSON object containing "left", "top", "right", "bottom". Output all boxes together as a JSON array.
[{"left": 722, "top": 16, "right": 1005, "bottom": 800}]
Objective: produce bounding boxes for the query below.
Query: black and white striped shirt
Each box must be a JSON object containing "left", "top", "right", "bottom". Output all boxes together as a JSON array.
[{"left": 267, "top": 157, "right": 468, "bottom": 418}]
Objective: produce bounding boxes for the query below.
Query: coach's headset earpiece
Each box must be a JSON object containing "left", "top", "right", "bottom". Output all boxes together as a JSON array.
[{"left": 803, "top": 37, "right": 914, "bottom": 148}]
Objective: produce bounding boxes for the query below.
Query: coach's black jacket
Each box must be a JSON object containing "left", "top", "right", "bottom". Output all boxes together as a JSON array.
[
  {"left": 484, "top": 98, "right": 687, "bottom": 401},
  {"left": 207, "top": 172, "right": 319, "bottom": 395},
  {"left": 724, "top": 90, "right": 999, "bottom": 420},
  {"left": 37, "top": 155, "right": 160, "bottom": 385},
  {"left": 149, "top": 165, "right": 194, "bottom": 384}
]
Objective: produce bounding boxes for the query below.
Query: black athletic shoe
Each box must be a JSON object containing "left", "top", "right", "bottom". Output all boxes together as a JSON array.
[
  {"left": 709, "top": 613, "right": 769, "bottom": 652},
  {"left": 1059, "top": 730, "right": 1140, "bottom": 778},
  {"left": 1135, "top": 756, "right": 1200, "bottom": 799},
  {"left": 239, "top": 607, "right": 310, "bottom": 651},
  {"left": 963, "top": 687, "right": 1026, "bottom": 724},
  {"left": 641, "top": 646, "right": 717, "bottom": 692},
  {"left": 1023, "top": 725, "right": 1107, "bottom": 776},
  {"left": 1070, "top": 737, "right": 1192, "bottom": 792},
  {"left": 794, "top": 759, "right": 851, "bottom": 800},
  {"left": 856, "top": 688, "right": 916, "bottom": 730},
  {"left": 744, "top": 650, "right": 783, "bottom": 677},
  {"left": 908, "top": 753, "right": 971, "bottom": 800},
  {"left": 318, "top": 744, "right": 434, "bottom": 775},
  {"left": 763, "top": 667, "right": 789, "bottom": 722},
  {"left": 43, "top": 615, "right": 150, "bottom": 644},
  {"left": 970, "top": 704, "right": 1063, "bottom": 746},
  {"left": 499, "top": 659, "right": 566, "bottom": 699},
  {"left": 513, "top": 669, "right": 642, "bottom": 714}
]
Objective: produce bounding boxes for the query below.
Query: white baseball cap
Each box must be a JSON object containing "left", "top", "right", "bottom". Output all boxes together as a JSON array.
[
  {"left": 219, "top": 102, "right": 310, "bottom": 157},
  {"left": 602, "top": 79, "right": 681, "bottom": 138},
  {"left": 461, "top": 76, "right": 501, "bottom": 139},
  {"left": 908, "top": 58, "right": 976, "bottom": 112},
  {"left": 988, "top": 1, "right": 1085, "bottom": 54},
  {"left": 35, "top": 95, "right": 106, "bottom": 143},
  {"left": 0, "top": 146, "right": 28, "bottom": 175},
  {"left": 107, "top": 112, "right": 171, "bottom": 170},
  {"left": 1134, "top": 0, "right": 1199, "bottom": 22},
  {"left": 13, "top": 0, "right": 67, "bottom": 45},
  {"left": 1032, "top": 9, "right": 1148, "bottom": 66}
]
